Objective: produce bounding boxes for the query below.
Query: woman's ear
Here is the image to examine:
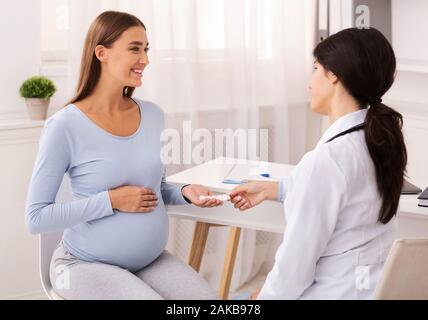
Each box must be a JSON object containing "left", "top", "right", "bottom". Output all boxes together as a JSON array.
[
  {"left": 95, "top": 45, "right": 108, "bottom": 63},
  {"left": 327, "top": 70, "right": 339, "bottom": 84}
]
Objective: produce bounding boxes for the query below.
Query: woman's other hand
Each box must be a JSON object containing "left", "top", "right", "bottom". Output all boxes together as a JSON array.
[
  {"left": 108, "top": 186, "right": 158, "bottom": 213},
  {"left": 181, "top": 184, "right": 224, "bottom": 208}
]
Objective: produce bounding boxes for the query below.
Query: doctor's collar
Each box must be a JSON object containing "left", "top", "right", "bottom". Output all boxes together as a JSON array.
[{"left": 318, "top": 109, "right": 368, "bottom": 146}]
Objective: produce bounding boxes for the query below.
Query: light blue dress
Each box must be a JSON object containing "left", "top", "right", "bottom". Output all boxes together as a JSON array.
[{"left": 25, "top": 97, "right": 189, "bottom": 272}]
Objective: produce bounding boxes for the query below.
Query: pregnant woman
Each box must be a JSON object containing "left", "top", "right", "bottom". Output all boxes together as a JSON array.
[{"left": 25, "top": 11, "right": 222, "bottom": 300}]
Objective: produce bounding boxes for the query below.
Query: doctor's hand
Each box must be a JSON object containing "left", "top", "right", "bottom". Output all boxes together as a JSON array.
[
  {"left": 229, "top": 181, "right": 278, "bottom": 211},
  {"left": 181, "top": 184, "right": 224, "bottom": 208},
  {"left": 108, "top": 186, "right": 158, "bottom": 213}
]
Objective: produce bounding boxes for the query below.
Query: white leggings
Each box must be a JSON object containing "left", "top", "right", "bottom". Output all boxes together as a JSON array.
[{"left": 50, "top": 242, "right": 218, "bottom": 300}]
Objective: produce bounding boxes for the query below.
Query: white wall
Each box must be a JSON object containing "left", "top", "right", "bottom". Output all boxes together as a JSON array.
[
  {"left": 387, "top": 0, "right": 428, "bottom": 105},
  {"left": 385, "top": 0, "right": 428, "bottom": 187},
  {"left": 0, "top": 0, "right": 41, "bottom": 118},
  {"left": 0, "top": 127, "right": 44, "bottom": 299},
  {"left": 391, "top": 0, "right": 428, "bottom": 64},
  {"left": 0, "top": 0, "right": 427, "bottom": 299},
  {"left": 0, "top": 0, "right": 44, "bottom": 299}
]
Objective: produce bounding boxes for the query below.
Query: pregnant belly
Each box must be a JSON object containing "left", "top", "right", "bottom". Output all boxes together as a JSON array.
[{"left": 67, "top": 205, "right": 169, "bottom": 272}]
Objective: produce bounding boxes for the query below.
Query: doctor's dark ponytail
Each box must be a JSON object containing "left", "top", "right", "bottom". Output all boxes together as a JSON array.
[
  {"left": 314, "top": 28, "right": 407, "bottom": 225},
  {"left": 365, "top": 102, "right": 407, "bottom": 224}
]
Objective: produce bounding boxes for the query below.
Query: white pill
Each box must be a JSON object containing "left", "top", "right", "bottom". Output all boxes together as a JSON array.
[
  {"left": 212, "top": 194, "right": 230, "bottom": 201},
  {"left": 199, "top": 194, "right": 230, "bottom": 201},
  {"left": 217, "top": 194, "right": 231, "bottom": 201}
]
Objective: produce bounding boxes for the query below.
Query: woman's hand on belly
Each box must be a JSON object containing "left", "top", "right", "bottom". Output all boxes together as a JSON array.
[{"left": 108, "top": 186, "right": 158, "bottom": 213}]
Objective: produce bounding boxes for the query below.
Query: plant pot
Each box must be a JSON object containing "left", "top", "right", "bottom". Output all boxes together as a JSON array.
[{"left": 25, "top": 98, "right": 50, "bottom": 120}]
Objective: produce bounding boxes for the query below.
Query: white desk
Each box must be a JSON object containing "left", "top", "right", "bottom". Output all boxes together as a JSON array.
[
  {"left": 397, "top": 195, "right": 428, "bottom": 238},
  {"left": 398, "top": 195, "right": 428, "bottom": 219},
  {"left": 166, "top": 157, "right": 426, "bottom": 299},
  {"left": 167, "top": 158, "right": 293, "bottom": 233},
  {"left": 166, "top": 157, "right": 291, "bottom": 299}
]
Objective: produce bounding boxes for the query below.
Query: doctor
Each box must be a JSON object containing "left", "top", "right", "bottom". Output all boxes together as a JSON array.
[{"left": 230, "top": 27, "right": 407, "bottom": 299}]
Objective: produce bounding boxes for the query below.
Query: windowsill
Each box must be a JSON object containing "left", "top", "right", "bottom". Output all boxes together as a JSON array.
[
  {"left": 0, "top": 118, "right": 45, "bottom": 131},
  {"left": 397, "top": 58, "right": 428, "bottom": 74},
  {"left": 385, "top": 99, "right": 428, "bottom": 117}
]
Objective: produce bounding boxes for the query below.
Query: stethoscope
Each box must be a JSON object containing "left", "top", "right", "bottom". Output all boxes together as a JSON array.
[
  {"left": 222, "top": 122, "right": 366, "bottom": 185},
  {"left": 325, "top": 123, "right": 365, "bottom": 144}
]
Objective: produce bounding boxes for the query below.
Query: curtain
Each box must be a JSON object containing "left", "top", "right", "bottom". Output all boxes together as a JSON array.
[{"left": 65, "top": 0, "right": 317, "bottom": 293}]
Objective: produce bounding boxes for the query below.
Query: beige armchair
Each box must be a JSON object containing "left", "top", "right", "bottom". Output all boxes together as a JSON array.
[{"left": 374, "top": 238, "right": 428, "bottom": 300}]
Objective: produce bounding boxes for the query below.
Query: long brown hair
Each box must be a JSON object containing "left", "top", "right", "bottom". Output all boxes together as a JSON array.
[
  {"left": 314, "top": 28, "right": 407, "bottom": 224},
  {"left": 67, "top": 11, "right": 146, "bottom": 105}
]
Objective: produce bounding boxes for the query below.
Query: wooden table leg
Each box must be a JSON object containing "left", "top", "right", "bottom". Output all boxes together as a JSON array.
[
  {"left": 188, "top": 222, "right": 242, "bottom": 300},
  {"left": 187, "top": 221, "right": 211, "bottom": 272},
  {"left": 219, "top": 227, "right": 242, "bottom": 300}
]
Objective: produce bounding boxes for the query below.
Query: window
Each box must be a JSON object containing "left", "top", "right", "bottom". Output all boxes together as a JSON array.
[
  {"left": 41, "top": 0, "right": 69, "bottom": 61},
  {"left": 40, "top": 0, "right": 274, "bottom": 60}
]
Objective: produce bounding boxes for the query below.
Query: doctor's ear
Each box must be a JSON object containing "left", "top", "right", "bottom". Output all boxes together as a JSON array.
[
  {"left": 327, "top": 70, "right": 339, "bottom": 84},
  {"left": 95, "top": 45, "right": 108, "bottom": 63}
]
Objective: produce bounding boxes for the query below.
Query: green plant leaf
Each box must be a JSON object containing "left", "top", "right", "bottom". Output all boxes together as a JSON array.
[{"left": 19, "top": 76, "right": 57, "bottom": 99}]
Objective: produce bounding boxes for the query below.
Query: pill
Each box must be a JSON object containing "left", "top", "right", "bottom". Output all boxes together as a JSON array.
[{"left": 199, "top": 194, "right": 231, "bottom": 201}]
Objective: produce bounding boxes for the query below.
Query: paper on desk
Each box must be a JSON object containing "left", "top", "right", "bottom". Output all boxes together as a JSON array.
[{"left": 223, "top": 161, "right": 281, "bottom": 183}]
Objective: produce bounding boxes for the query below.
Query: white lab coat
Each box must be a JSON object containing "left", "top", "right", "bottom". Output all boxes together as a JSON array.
[{"left": 258, "top": 109, "right": 397, "bottom": 300}]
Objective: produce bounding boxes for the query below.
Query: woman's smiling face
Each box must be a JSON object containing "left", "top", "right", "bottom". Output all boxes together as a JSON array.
[{"left": 96, "top": 26, "right": 149, "bottom": 88}]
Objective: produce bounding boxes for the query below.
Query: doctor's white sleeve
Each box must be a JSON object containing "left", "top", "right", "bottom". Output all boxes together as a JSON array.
[
  {"left": 277, "top": 178, "right": 286, "bottom": 202},
  {"left": 258, "top": 147, "right": 347, "bottom": 299}
]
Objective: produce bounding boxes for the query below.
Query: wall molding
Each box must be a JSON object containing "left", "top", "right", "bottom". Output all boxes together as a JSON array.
[
  {"left": 0, "top": 111, "right": 30, "bottom": 121},
  {"left": 0, "top": 120, "right": 44, "bottom": 130},
  {"left": 397, "top": 58, "right": 428, "bottom": 74},
  {"left": 385, "top": 99, "right": 428, "bottom": 120},
  {"left": 0, "top": 125, "right": 43, "bottom": 145}
]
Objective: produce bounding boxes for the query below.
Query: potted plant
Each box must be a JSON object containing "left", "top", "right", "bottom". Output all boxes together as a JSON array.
[{"left": 19, "top": 76, "right": 56, "bottom": 120}]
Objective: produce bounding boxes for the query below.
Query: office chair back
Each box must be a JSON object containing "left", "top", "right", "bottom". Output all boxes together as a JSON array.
[
  {"left": 373, "top": 238, "right": 428, "bottom": 299},
  {"left": 39, "top": 176, "right": 72, "bottom": 299},
  {"left": 39, "top": 232, "right": 64, "bottom": 299}
]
